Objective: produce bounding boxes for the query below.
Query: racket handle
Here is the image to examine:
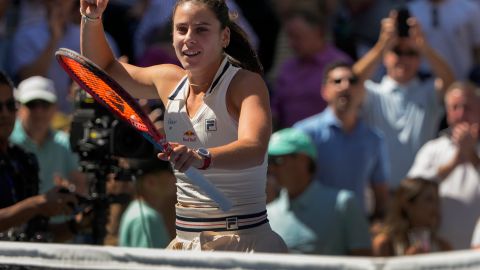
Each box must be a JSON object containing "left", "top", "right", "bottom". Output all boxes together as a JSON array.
[{"left": 184, "top": 167, "right": 233, "bottom": 211}]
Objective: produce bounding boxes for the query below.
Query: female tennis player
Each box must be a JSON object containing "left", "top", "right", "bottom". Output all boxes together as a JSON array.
[{"left": 80, "top": 0, "right": 287, "bottom": 252}]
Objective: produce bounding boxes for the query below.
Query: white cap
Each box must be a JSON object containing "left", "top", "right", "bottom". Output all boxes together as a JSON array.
[{"left": 15, "top": 76, "right": 57, "bottom": 104}]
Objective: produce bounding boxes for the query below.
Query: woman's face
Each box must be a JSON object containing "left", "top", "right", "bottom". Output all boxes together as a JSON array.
[
  {"left": 406, "top": 184, "right": 440, "bottom": 229},
  {"left": 172, "top": 2, "right": 230, "bottom": 71}
]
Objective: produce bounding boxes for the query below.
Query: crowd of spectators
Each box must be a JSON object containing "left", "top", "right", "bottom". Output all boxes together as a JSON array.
[{"left": 1, "top": 0, "right": 480, "bottom": 258}]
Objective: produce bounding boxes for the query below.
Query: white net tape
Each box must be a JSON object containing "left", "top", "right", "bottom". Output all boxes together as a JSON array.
[{"left": 0, "top": 242, "right": 479, "bottom": 270}]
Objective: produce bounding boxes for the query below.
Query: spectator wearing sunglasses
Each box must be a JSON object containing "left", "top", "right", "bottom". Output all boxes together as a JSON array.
[
  {"left": 9, "top": 76, "right": 86, "bottom": 197},
  {"left": 293, "top": 62, "right": 389, "bottom": 221},
  {"left": 353, "top": 11, "right": 454, "bottom": 192},
  {"left": 267, "top": 128, "right": 371, "bottom": 255}
]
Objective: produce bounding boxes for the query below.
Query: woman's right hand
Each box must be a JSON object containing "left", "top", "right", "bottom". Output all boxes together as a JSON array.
[
  {"left": 157, "top": 142, "right": 204, "bottom": 172},
  {"left": 80, "top": 0, "right": 109, "bottom": 19}
]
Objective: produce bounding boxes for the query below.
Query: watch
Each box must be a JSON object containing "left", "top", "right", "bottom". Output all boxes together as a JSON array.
[{"left": 196, "top": 148, "right": 212, "bottom": 170}]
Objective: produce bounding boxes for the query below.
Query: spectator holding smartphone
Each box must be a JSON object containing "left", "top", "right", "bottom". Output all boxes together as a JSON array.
[{"left": 353, "top": 10, "right": 454, "bottom": 191}]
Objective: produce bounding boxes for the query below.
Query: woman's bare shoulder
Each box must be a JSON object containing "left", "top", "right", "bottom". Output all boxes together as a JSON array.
[
  {"left": 150, "top": 64, "right": 187, "bottom": 101},
  {"left": 230, "top": 69, "right": 267, "bottom": 94}
]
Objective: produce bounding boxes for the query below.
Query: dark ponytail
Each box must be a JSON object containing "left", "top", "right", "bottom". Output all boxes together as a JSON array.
[
  {"left": 174, "top": 0, "right": 263, "bottom": 75},
  {"left": 225, "top": 21, "right": 263, "bottom": 75}
]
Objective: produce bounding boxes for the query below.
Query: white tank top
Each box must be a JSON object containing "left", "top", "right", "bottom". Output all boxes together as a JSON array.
[{"left": 164, "top": 57, "right": 267, "bottom": 217}]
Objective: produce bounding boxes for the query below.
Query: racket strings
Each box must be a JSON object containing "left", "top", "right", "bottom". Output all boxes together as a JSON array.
[{"left": 63, "top": 57, "right": 149, "bottom": 133}]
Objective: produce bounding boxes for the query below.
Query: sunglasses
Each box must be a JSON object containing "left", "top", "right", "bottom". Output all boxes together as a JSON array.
[
  {"left": 327, "top": 76, "right": 359, "bottom": 85},
  {"left": 392, "top": 48, "right": 419, "bottom": 57},
  {"left": 25, "top": 100, "right": 52, "bottom": 109},
  {"left": 0, "top": 98, "right": 17, "bottom": 113}
]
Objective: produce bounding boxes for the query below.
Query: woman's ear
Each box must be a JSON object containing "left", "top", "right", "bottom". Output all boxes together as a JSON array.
[{"left": 222, "top": 27, "right": 231, "bottom": 48}]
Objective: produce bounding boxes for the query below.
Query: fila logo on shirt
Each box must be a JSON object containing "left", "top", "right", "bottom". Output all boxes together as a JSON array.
[{"left": 205, "top": 119, "right": 217, "bottom": 132}]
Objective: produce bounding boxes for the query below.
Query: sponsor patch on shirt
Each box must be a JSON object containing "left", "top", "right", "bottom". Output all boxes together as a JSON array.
[
  {"left": 205, "top": 119, "right": 217, "bottom": 132},
  {"left": 183, "top": 130, "right": 197, "bottom": 142}
]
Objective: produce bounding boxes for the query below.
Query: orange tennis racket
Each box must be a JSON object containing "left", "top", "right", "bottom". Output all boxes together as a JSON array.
[{"left": 55, "top": 48, "right": 232, "bottom": 211}]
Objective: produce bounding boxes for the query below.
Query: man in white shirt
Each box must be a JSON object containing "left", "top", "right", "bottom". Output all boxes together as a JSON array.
[{"left": 408, "top": 82, "right": 480, "bottom": 250}]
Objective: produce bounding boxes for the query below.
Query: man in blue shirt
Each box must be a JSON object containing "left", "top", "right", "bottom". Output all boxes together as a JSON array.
[
  {"left": 293, "top": 62, "right": 389, "bottom": 219},
  {"left": 267, "top": 128, "right": 372, "bottom": 255}
]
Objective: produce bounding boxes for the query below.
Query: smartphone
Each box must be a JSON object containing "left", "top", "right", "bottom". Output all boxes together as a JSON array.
[{"left": 396, "top": 6, "right": 411, "bottom": 37}]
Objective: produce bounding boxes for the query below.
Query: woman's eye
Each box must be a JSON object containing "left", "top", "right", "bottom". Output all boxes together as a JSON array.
[{"left": 176, "top": 27, "right": 188, "bottom": 34}]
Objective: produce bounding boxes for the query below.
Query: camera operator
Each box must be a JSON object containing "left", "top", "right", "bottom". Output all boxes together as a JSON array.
[{"left": 0, "top": 71, "right": 81, "bottom": 242}]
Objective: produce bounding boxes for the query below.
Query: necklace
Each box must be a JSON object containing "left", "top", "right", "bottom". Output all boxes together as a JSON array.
[{"left": 189, "top": 82, "right": 210, "bottom": 88}]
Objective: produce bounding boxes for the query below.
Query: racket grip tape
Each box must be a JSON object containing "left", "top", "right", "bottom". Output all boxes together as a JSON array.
[{"left": 184, "top": 167, "right": 233, "bottom": 211}]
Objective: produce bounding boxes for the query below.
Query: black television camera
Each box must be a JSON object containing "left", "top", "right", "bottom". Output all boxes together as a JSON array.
[
  {"left": 69, "top": 91, "right": 157, "bottom": 162},
  {"left": 69, "top": 90, "right": 161, "bottom": 244}
]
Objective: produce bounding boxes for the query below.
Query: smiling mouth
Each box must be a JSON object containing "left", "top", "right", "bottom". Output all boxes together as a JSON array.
[{"left": 183, "top": 50, "right": 201, "bottom": 57}]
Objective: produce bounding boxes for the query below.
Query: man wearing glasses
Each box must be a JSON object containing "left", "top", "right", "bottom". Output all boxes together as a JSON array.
[
  {"left": 293, "top": 62, "right": 389, "bottom": 222},
  {"left": 9, "top": 76, "right": 86, "bottom": 196},
  {"left": 353, "top": 11, "right": 454, "bottom": 192}
]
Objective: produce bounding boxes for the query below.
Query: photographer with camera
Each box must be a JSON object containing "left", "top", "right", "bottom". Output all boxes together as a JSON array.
[
  {"left": 0, "top": 71, "right": 83, "bottom": 243},
  {"left": 353, "top": 9, "right": 454, "bottom": 192}
]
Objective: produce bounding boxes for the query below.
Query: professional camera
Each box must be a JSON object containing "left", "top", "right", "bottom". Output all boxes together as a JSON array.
[
  {"left": 69, "top": 90, "right": 156, "bottom": 161},
  {"left": 69, "top": 89, "right": 163, "bottom": 244}
]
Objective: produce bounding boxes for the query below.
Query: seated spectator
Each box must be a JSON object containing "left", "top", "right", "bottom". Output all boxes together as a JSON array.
[
  {"left": 373, "top": 177, "right": 451, "bottom": 256},
  {"left": 271, "top": 2, "right": 351, "bottom": 129},
  {"left": 408, "top": 81, "right": 480, "bottom": 250},
  {"left": 118, "top": 158, "right": 176, "bottom": 248},
  {"left": 267, "top": 128, "right": 371, "bottom": 255},
  {"left": 10, "top": 76, "right": 86, "bottom": 196},
  {"left": 0, "top": 71, "right": 82, "bottom": 243}
]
